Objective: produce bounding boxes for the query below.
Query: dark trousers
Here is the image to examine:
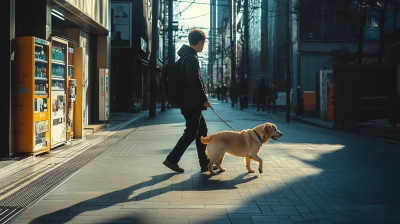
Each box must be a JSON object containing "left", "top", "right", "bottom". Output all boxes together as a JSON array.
[
  {"left": 257, "top": 98, "right": 266, "bottom": 111},
  {"left": 221, "top": 94, "right": 226, "bottom": 103},
  {"left": 268, "top": 99, "right": 276, "bottom": 112},
  {"left": 166, "top": 108, "right": 209, "bottom": 167},
  {"left": 230, "top": 96, "right": 237, "bottom": 107}
]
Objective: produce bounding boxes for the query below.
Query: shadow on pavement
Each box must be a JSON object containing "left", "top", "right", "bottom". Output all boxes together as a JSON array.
[{"left": 27, "top": 173, "right": 257, "bottom": 223}]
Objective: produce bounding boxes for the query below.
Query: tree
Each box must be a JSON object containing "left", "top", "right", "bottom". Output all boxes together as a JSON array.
[
  {"left": 336, "top": 0, "right": 400, "bottom": 65},
  {"left": 332, "top": 0, "right": 370, "bottom": 64}
]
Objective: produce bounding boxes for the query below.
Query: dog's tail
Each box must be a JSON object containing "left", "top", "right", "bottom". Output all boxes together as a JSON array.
[{"left": 200, "top": 135, "right": 213, "bottom": 145}]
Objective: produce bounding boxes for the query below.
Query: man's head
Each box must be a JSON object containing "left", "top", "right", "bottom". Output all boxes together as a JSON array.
[{"left": 188, "top": 29, "right": 206, "bottom": 53}]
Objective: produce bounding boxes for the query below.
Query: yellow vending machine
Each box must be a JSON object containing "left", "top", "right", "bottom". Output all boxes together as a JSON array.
[
  {"left": 66, "top": 47, "right": 76, "bottom": 140},
  {"left": 50, "top": 37, "right": 68, "bottom": 148},
  {"left": 14, "top": 37, "right": 51, "bottom": 155}
]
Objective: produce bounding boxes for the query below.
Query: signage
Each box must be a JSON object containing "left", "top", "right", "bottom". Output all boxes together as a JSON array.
[
  {"left": 276, "top": 91, "right": 293, "bottom": 106},
  {"left": 158, "top": 34, "right": 163, "bottom": 64},
  {"left": 141, "top": 37, "right": 148, "bottom": 53},
  {"left": 34, "top": 37, "right": 49, "bottom": 46},
  {"left": 111, "top": 1, "right": 132, "bottom": 48}
]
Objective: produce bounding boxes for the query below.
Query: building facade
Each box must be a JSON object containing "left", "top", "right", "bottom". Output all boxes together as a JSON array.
[
  {"left": 2, "top": 0, "right": 111, "bottom": 157},
  {"left": 110, "top": 0, "right": 164, "bottom": 112}
]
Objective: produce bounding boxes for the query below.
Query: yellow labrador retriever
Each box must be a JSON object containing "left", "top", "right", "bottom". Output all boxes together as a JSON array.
[{"left": 200, "top": 122, "right": 283, "bottom": 175}]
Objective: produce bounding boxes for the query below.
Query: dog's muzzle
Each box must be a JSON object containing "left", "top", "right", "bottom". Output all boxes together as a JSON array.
[{"left": 271, "top": 132, "right": 283, "bottom": 140}]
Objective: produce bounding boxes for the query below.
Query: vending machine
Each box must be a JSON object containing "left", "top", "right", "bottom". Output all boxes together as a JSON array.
[
  {"left": 99, "top": 68, "right": 110, "bottom": 121},
  {"left": 66, "top": 47, "right": 76, "bottom": 140},
  {"left": 50, "top": 37, "right": 68, "bottom": 148},
  {"left": 14, "top": 37, "right": 51, "bottom": 155}
]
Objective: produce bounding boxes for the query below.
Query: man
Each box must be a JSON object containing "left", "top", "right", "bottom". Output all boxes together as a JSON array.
[
  {"left": 229, "top": 82, "right": 238, "bottom": 107},
  {"left": 267, "top": 83, "right": 278, "bottom": 113},
  {"left": 257, "top": 78, "right": 268, "bottom": 111},
  {"left": 163, "top": 29, "right": 216, "bottom": 173},
  {"left": 220, "top": 84, "right": 227, "bottom": 103}
]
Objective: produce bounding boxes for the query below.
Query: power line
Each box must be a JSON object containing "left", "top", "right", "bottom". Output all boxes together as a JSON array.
[
  {"left": 173, "top": 2, "right": 180, "bottom": 11},
  {"left": 175, "top": 0, "right": 229, "bottom": 6},
  {"left": 179, "top": 0, "right": 196, "bottom": 14},
  {"left": 179, "top": 12, "right": 210, "bottom": 19}
]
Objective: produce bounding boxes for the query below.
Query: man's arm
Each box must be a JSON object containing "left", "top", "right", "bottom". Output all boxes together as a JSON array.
[{"left": 184, "top": 55, "right": 208, "bottom": 103}]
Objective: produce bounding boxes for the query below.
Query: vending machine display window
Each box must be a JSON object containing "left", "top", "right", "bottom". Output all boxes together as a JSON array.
[{"left": 50, "top": 37, "right": 68, "bottom": 148}]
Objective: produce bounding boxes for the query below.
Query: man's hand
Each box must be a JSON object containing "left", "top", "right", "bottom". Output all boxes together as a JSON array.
[{"left": 203, "top": 101, "right": 211, "bottom": 108}]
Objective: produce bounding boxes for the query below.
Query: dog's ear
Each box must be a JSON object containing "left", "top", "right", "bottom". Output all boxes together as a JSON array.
[{"left": 263, "top": 123, "right": 272, "bottom": 137}]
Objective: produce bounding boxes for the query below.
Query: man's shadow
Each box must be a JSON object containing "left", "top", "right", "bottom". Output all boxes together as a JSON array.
[{"left": 28, "top": 172, "right": 258, "bottom": 223}]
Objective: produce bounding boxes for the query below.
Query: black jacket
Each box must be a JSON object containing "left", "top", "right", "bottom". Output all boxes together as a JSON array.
[{"left": 178, "top": 45, "right": 208, "bottom": 109}]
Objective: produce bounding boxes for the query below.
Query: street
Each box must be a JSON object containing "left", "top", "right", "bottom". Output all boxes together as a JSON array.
[{"left": 11, "top": 98, "right": 400, "bottom": 224}]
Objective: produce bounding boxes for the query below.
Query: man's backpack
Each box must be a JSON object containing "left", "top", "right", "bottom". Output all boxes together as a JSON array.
[{"left": 161, "top": 56, "right": 188, "bottom": 108}]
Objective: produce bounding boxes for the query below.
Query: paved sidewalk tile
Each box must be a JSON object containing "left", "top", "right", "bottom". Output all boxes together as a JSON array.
[{"left": 10, "top": 98, "right": 400, "bottom": 224}]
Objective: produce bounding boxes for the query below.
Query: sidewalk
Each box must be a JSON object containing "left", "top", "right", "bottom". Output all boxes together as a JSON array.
[
  {"left": 293, "top": 116, "right": 400, "bottom": 143},
  {"left": 0, "top": 111, "right": 148, "bottom": 181},
  {"left": 6, "top": 97, "right": 400, "bottom": 224}
]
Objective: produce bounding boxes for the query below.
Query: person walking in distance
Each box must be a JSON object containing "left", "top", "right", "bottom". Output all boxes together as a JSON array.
[
  {"left": 257, "top": 77, "right": 268, "bottom": 111},
  {"left": 163, "top": 29, "right": 216, "bottom": 173},
  {"left": 267, "top": 83, "right": 278, "bottom": 113},
  {"left": 220, "top": 84, "right": 228, "bottom": 103}
]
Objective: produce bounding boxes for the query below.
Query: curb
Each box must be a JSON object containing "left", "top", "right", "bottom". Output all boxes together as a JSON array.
[
  {"left": 292, "top": 117, "right": 334, "bottom": 130},
  {"left": 293, "top": 117, "right": 400, "bottom": 145}
]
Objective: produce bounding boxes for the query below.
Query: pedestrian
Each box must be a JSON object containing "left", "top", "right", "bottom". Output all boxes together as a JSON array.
[
  {"left": 163, "top": 29, "right": 216, "bottom": 173},
  {"left": 257, "top": 78, "right": 267, "bottom": 111},
  {"left": 229, "top": 82, "right": 238, "bottom": 107},
  {"left": 220, "top": 83, "right": 227, "bottom": 103},
  {"left": 267, "top": 83, "right": 278, "bottom": 113},
  {"left": 216, "top": 85, "right": 221, "bottom": 100}
]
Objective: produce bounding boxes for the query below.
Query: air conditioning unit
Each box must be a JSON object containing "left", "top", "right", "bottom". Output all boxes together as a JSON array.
[{"left": 309, "top": 33, "right": 313, "bottom": 38}]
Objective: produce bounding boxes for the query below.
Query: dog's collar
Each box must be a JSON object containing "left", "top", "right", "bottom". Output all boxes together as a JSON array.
[{"left": 252, "top": 130, "right": 262, "bottom": 143}]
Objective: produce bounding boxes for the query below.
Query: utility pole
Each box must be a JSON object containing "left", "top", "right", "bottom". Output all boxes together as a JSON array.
[
  {"left": 243, "top": 0, "right": 249, "bottom": 108},
  {"left": 285, "top": 0, "right": 292, "bottom": 122},
  {"left": 208, "top": 0, "right": 214, "bottom": 97},
  {"left": 149, "top": 0, "right": 159, "bottom": 118},
  {"left": 222, "top": 28, "right": 225, "bottom": 84},
  {"left": 212, "top": 0, "right": 217, "bottom": 88},
  {"left": 230, "top": 0, "right": 236, "bottom": 89},
  {"left": 161, "top": 0, "right": 167, "bottom": 112},
  {"left": 216, "top": 47, "right": 219, "bottom": 85},
  {"left": 168, "top": 0, "right": 174, "bottom": 64}
]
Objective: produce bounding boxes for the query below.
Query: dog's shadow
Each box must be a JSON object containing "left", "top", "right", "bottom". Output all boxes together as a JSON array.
[
  {"left": 167, "top": 172, "right": 258, "bottom": 192},
  {"left": 28, "top": 172, "right": 257, "bottom": 223}
]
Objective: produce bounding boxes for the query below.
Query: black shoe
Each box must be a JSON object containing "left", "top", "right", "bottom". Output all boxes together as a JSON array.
[
  {"left": 200, "top": 165, "right": 218, "bottom": 173},
  {"left": 163, "top": 160, "right": 184, "bottom": 173}
]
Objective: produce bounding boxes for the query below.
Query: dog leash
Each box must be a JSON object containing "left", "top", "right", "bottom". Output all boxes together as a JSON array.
[{"left": 210, "top": 106, "right": 238, "bottom": 131}]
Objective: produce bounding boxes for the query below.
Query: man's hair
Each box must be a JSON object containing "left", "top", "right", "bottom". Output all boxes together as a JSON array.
[{"left": 188, "top": 29, "right": 206, "bottom": 46}]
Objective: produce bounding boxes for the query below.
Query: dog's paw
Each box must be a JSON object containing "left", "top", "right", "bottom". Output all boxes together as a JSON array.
[{"left": 258, "top": 168, "right": 263, "bottom": 174}]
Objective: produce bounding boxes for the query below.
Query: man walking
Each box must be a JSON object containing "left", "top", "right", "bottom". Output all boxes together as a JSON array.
[
  {"left": 163, "top": 29, "right": 215, "bottom": 173},
  {"left": 257, "top": 78, "right": 268, "bottom": 111},
  {"left": 267, "top": 83, "right": 278, "bottom": 113}
]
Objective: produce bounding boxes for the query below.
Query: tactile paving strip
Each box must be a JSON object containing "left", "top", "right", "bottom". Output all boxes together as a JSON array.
[{"left": 0, "top": 117, "right": 146, "bottom": 223}]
